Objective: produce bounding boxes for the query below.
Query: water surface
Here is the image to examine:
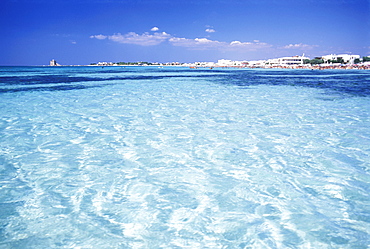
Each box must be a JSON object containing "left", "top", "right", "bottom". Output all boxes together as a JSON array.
[{"left": 1, "top": 66, "right": 369, "bottom": 248}]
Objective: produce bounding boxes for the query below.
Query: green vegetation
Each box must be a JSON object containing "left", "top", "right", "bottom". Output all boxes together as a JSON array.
[
  {"left": 304, "top": 56, "right": 366, "bottom": 65},
  {"left": 304, "top": 58, "right": 324, "bottom": 64},
  {"left": 328, "top": 57, "right": 345, "bottom": 64}
]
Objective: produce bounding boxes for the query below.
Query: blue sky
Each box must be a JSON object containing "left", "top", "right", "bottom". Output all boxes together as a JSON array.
[{"left": 1, "top": 0, "right": 369, "bottom": 65}]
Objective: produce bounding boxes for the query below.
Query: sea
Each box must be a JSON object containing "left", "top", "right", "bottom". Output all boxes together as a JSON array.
[{"left": 0, "top": 66, "right": 369, "bottom": 248}]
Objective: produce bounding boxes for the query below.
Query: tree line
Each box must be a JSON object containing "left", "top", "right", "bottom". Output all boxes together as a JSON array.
[{"left": 304, "top": 56, "right": 370, "bottom": 65}]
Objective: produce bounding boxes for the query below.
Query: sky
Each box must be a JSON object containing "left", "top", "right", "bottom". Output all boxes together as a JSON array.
[{"left": 1, "top": 0, "right": 369, "bottom": 65}]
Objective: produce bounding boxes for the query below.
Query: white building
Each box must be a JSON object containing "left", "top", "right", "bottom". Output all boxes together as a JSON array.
[
  {"left": 97, "top": 62, "right": 115, "bottom": 66},
  {"left": 216, "top": 59, "right": 247, "bottom": 67},
  {"left": 49, "top": 59, "right": 60, "bottom": 66},
  {"left": 217, "top": 59, "right": 233, "bottom": 66},
  {"left": 322, "top": 54, "right": 360, "bottom": 64},
  {"left": 194, "top": 61, "right": 216, "bottom": 67},
  {"left": 248, "top": 60, "right": 267, "bottom": 67},
  {"left": 267, "top": 55, "right": 310, "bottom": 66}
]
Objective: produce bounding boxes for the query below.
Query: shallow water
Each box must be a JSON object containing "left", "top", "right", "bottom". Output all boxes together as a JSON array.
[{"left": 1, "top": 66, "right": 370, "bottom": 248}]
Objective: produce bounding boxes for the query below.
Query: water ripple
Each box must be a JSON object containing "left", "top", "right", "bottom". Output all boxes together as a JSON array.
[{"left": 0, "top": 67, "right": 369, "bottom": 248}]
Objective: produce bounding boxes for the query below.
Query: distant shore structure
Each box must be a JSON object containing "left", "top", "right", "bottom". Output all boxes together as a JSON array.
[{"left": 49, "top": 59, "right": 60, "bottom": 66}]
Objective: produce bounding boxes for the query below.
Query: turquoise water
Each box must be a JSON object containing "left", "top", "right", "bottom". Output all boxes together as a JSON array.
[{"left": 1, "top": 66, "right": 370, "bottom": 248}]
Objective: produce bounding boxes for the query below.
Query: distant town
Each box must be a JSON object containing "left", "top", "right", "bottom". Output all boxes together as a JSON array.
[{"left": 50, "top": 53, "right": 370, "bottom": 70}]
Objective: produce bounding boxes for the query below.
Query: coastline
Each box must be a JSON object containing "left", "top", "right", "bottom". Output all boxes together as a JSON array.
[
  {"left": 190, "top": 64, "right": 370, "bottom": 70},
  {"left": 43, "top": 64, "right": 370, "bottom": 70}
]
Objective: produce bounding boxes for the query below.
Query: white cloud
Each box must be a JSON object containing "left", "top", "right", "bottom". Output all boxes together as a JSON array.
[
  {"left": 229, "top": 40, "right": 272, "bottom": 51},
  {"left": 168, "top": 37, "right": 273, "bottom": 51},
  {"left": 205, "top": 28, "right": 216, "bottom": 33},
  {"left": 169, "top": 37, "right": 227, "bottom": 49},
  {"left": 195, "top": 38, "right": 215, "bottom": 43},
  {"left": 167, "top": 37, "right": 191, "bottom": 46},
  {"left": 151, "top": 27, "right": 159, "bottom": 31},
  {"left": 90, "top": 30, "right": 274, "bottom": 51},
  {"left": 230, "top": 41, "right": 247, "bottom": 45},
  {"left": 281, "top": 43, "right": 317, "bottom": 50},
  {"left": 91, "top": 32, "right": 171, "bottom": 46},
  {"left": 90, "top": 34, "right": 107, "bottom": 40}
]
